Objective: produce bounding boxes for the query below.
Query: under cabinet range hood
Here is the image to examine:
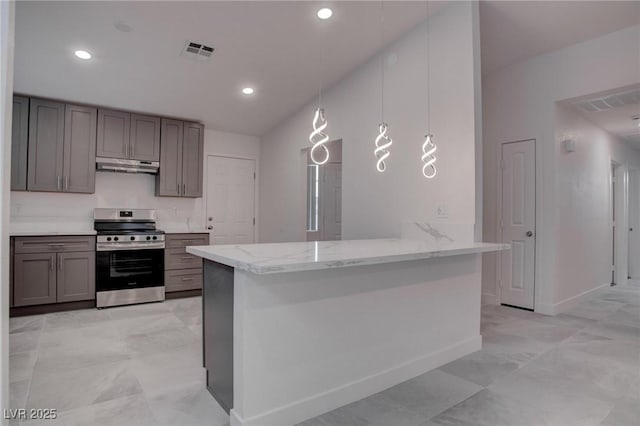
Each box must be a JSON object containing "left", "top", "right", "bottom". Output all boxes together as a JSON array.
[{"left": 96, "top": 157, "right": 159, "bottom": 174}]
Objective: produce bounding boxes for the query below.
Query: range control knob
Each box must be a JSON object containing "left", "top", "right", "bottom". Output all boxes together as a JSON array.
[
  {"left": 146, "top": 236, "right": 151, "bottom": 241},
  {"left": 114, "top": 237, "right": 119, "bottom": 241},
  {"left": 152, "top": 236, "right": 158, "bottom": 240},
  {"left": 106, "top": 237, "right": 112, "bottom": 242},
  {"left": 130, "top": 236, "right": 136, "bottom": 241}
]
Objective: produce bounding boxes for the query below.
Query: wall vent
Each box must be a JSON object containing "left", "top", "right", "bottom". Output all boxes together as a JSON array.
[
  {"left": 182, "top": 41, "right": 215, "bottom": 61},
  {"left": 575, "top": 89, "right": 640, "bottom": 112}
]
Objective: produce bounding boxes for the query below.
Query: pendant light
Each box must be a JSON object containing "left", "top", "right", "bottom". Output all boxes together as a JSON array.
[
  {"left": 309, "top": 7, "right": 330, "bottom": 165},
  {"left": 374, "top": 1, "right": 392, "bottom": 173},
  {"left": 421, "top": 1, "right": 437, "bottom": 179}
]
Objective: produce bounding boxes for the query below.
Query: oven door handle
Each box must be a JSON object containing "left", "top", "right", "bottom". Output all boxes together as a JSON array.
[{"left": 96, "top": 243, "right": 166, "bottom": 251}]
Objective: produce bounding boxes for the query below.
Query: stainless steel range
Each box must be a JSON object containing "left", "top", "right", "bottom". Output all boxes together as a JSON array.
[{"left": 94, "top": 208, "right": 165, "bottom": 308}]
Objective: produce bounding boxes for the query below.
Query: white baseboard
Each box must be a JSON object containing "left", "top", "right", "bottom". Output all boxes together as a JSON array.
[
  {"left": 481, "top": 292, "right": 498, "bottom": 305},
  {"left": 537, "top": 283, "right": 610, "bottom": 315},
  {"left": 230, "top": 335, "right": 482, "bottom": 426}
]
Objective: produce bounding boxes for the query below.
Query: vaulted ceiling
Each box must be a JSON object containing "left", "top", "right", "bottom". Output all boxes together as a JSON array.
[{"left": 14, "top": 1, "right": 640, "bottom": 136}]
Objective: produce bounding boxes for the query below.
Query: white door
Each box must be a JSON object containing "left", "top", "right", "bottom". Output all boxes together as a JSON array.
[
  {"left": 206, "top": 156, "right": 255, "bottom": 244},
  {"left": 629, "top": 170, "right": 640, "bottom": 279},
  {"left": 321, "top": 163, "right": 342, "bottom": 241},
  {"left": 501, "top": 140, "right": 536, "bottom": 309}
]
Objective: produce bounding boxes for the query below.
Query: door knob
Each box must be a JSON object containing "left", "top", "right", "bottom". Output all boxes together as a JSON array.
[
  {"left": 526, "top": 231, "right": 533, "bottom": 237},
  {"left": 207, "top": 226, "right": 213, "bottom": 230}
]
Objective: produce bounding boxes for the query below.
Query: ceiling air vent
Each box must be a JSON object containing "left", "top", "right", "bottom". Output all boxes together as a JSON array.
[
  {"left": 182, "top": 41, "right": 214, "bottom": 61},
  {"left": 575, "top": 88, "right": 640, "bottom": 112}
]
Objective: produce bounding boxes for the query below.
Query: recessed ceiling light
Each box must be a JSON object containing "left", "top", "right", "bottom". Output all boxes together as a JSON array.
[
  {"left": 317, "top": 7, "right": 333, "bottom": 20},
  {"left": 74, "top": 50, "right": 91, "bottom": 60},
  {"left": 242, "top": 87, "right": 255, "bottom": 95}
]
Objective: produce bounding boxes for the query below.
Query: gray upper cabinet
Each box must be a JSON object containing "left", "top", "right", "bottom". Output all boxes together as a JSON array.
[
  {"left": 131, "top": 114, "right": 161, "bottom": 162},
  {"left": 64, "top": 104, "right": 97, "bottom": 193},
  {"left": 27, "top": 98, "right": 96, "bottom": 194},
  {"left": 98, "top": 109, "right": 161, "bottom": 162},
  {"left": 182, "top": 122, "right": 204, "bottom": 197},
  {"left": 157, "top": 119, "right": 203, "bottom": 198},
  {"left": 11, "top": 96, "right": 29, "bottom": 191},
  {"left": 27, "top": 99, "right": 65, "bottom": 192},
  {"left": 97, "top": 109, "right": 130, "bottom": 159},
  {"left": 157, "top": 119, "right": 183, "bottom": 197}
]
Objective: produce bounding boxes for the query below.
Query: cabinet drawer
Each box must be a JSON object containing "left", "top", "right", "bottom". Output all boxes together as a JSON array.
[
  {"left": 165, "top": 269, "right": 202, "bottom": 292},
  {"left": 165, "top": 248, "right": 203, "bottom": 270},
  {"left": 165, "top": 233, "right": 209, "bottom": 249},
  {"left": 14, "top": 236, "right": 96, "bottom": 254}
]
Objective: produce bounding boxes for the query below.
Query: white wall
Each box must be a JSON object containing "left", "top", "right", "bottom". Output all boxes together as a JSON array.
[
  {"left": 10, "top": 129, "right": 259, "bottom": 232},
  {"left": 0, "top": 1, "right": 15, "bottom": 421},
  {"left": 482, "top": 24, "right": 640, "bottom": 312},
  {"left": 554, "top": 104, "right": 640, "bottom": 304},
  {"left": 259, "top": 2, "right": 480, "bottom": 243}
]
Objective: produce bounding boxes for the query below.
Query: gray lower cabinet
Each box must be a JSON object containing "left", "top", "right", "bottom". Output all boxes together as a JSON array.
[
  {"left": 164, "top": 233, "right": 208, "bottom": 292},
  {"left": 12, "top": 236, "right": 96, "bottom": 307},
  {"left": 157, "top": 120, "right": 203, "bottom": 198},
  {"left": 57, "top": 252, "right": 96, "bottom": 303},
  {"left": 11, "top": 95, "right": 29, "bottom": 191},
  {"left": 27, "top": 98, "right": 96, "bottom": 193},
  {"left": 13, "top": 253, "right": 57, "bottom": 307},
  {"left": 97, "top": 109, "right": 161, "bottom": 162}
]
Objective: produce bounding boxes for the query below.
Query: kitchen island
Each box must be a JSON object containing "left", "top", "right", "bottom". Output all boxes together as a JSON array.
[{"left": 187, "top": 237, "right": 508, "bottom": 426}]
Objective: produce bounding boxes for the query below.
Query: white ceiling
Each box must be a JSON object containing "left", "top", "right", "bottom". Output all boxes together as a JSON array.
[
  {"left": 565, "top": 85, "right": 640, "bottom": 150},
  {"left": 14, "top": 1, "right": 440, "bottom": 136},
  {"left": 14, "top": 1, "right": 640, "bottom": 136},
  {"left": 479, "top": 0, "right": 640, "bottom": 76}
]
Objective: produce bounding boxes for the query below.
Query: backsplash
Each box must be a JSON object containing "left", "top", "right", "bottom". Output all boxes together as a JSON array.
[{"left": 10, "top": 171, "right": 204, "bottom": 231}]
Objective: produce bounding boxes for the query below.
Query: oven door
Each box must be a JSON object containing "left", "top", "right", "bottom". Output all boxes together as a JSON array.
[{"left": 96, "top": 249, "right": 164, "bottom": 292}]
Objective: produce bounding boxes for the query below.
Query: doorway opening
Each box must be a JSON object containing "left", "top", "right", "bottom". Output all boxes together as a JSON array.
[{"left": 305, "top": 140, "right": 342, "bottom": 241}]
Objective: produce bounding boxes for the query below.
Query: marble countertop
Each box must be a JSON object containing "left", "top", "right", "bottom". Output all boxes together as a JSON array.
[
  {"left": 10, "top": 225, "right": 97, "bottom": 236},
  {"left": 186, "top": 239, "right": 510, "bottom": 275}
]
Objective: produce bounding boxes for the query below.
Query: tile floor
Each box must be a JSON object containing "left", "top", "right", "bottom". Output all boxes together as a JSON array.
[{"left": 9, "top": 283, "right": 640, "bottom": 426}]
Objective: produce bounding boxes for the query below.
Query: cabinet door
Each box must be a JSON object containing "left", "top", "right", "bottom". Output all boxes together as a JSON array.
[
  {"left": 130, "top": 114, "right": 160, "bottom": 162},
  {"left": 11, "top": 96, "right": 29, "bottom": 191},
  {"left": 156, "top": 119, "right": 183, "bottom": 196},
  {"left": 27, "top": 99, "right": 65, "bottom": 192},
  {"left": 97, "top": 109, "right": 130, "bottom": 159},
  {"left": 63, "top": 104, "right": 97, "bottom": 193},
  {"left": 57, "top": 252, "right": 95, "bottom": 303},
  {"left": 13, "top": 253, "right": 57, "bottom": 306},
  {"left": 182, "top": 122, "right": 204, "bottom": 197}
]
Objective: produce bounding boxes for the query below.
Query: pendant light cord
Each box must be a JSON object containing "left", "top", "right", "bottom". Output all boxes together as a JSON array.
[
  {"left": 426, "top": 0, "right": 430, "bottom": 130},
  {"left": 380, "top": 0, "right": 385, "bottom": 122}
]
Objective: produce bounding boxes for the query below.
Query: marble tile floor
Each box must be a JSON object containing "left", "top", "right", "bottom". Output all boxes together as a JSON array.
[
  {"left": 9, "top": 297, "right": 229, "bottom": 426},
  {"left": 9, "top": 283, "right": 640, "bottom": 426},
  {"left": 300, "top": 283, "right": 640, "bottom": 426}
]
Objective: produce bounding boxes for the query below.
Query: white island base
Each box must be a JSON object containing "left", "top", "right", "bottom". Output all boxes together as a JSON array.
[{"left": 188, "top": 239, "right": 508, "bottom": 426}]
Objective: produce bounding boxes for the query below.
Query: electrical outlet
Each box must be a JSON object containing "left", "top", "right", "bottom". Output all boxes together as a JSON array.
[{"left": 436, "top": 205, "right": 448, "bottom": 219}]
